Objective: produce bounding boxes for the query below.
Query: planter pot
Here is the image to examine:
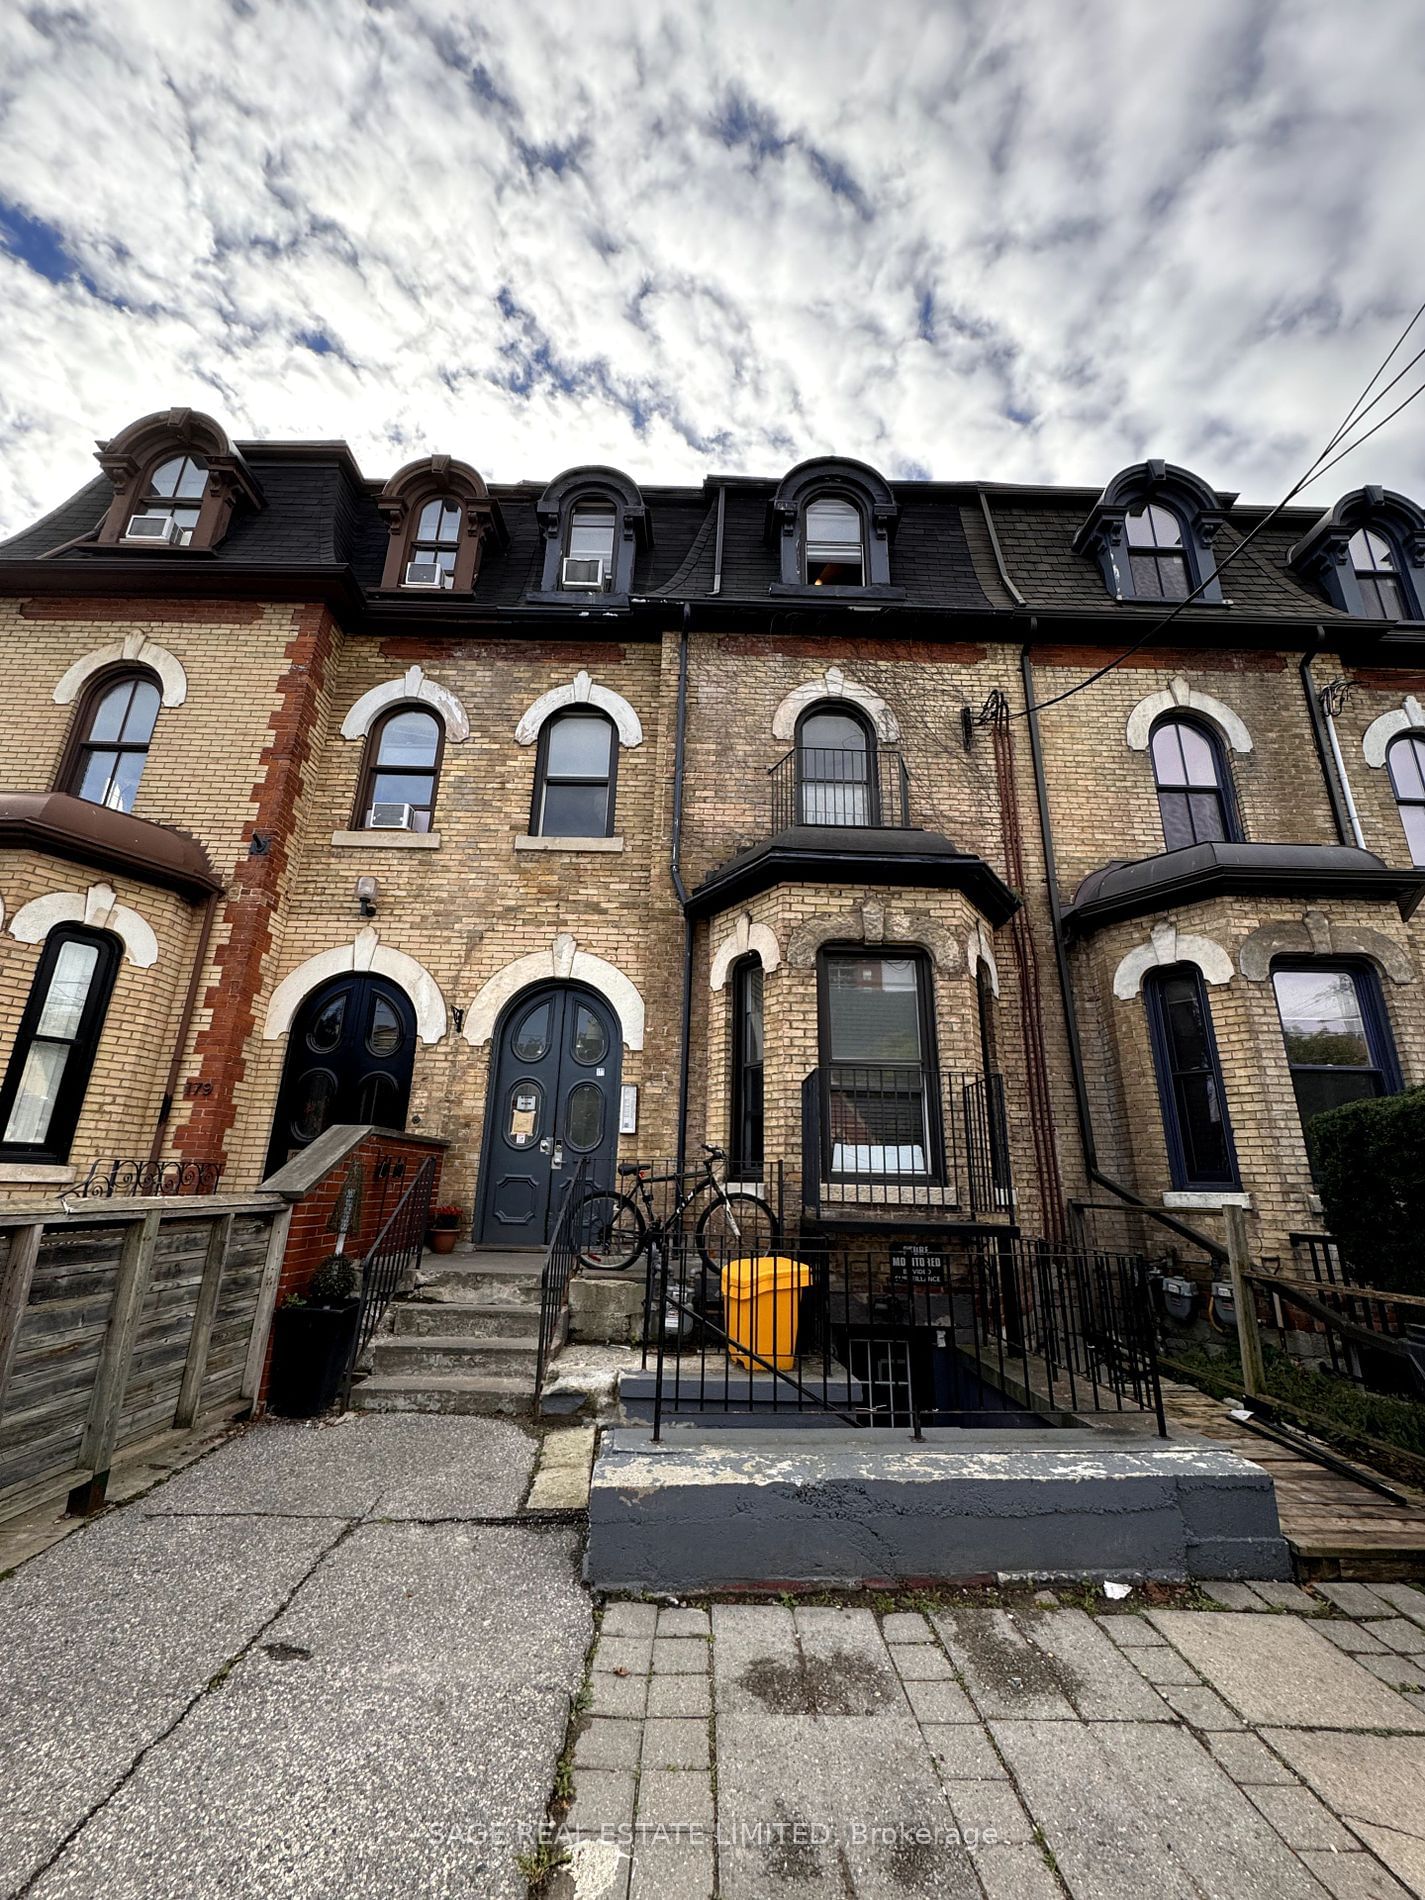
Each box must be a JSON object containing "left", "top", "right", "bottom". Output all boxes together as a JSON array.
[
  {"left": 428, "top": 1228, "right": 461, "bottom": 1254},
  {"left": 268, "top": 1299, "right": 361, "bottom": 1418}
]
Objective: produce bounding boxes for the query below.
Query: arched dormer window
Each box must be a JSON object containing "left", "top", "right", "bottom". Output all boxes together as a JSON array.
[
  {"left": 531, "top": 467, "right": 647, "bottom": 602},
  {"left": 61, "top": 669, "right": 162, "bottom": 814},
  {"left": 1288, "top": 486, "right": 1425, "bottom": 622},
  {"left": 1074, "top": 461, "right": 1225, "bottom": 605},
  {"left": 769, "top": 458, "right": 900, "bottom": 595},
  {"left": 1149, "top": 713, "right": 1240, "bottom": 850},
  {"left": 354, "top": 705, "right": 444, "bottom": 832},
  {"left": 795, "top": 702, "right": 877, "bottom": 826},
  {"left": 95, "top": 408, "right": 262, "bottom": 552},
  {"left": 377, "top": 455, "right": 506, "bottom": 594},
  {"left": 1387, "top": 731, "right": 1425, "bottom": 866}
]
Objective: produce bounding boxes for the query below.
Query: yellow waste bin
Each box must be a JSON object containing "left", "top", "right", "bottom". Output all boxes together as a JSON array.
[{"left": 721, "top": 1255, "right": 812, "bottom": 1371}]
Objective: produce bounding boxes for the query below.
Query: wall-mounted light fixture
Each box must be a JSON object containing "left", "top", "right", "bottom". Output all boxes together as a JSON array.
[{"left": 355, "top": 874, "right": 378, "bottom": 918}]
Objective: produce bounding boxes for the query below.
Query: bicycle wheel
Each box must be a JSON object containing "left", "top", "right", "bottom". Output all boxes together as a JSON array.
[
  {"left": 696, "top": 1191, "right": 780, "bottom": 1269},
  {"left": 571, "top": 1189, "right": 646, "bottom": 1271}
]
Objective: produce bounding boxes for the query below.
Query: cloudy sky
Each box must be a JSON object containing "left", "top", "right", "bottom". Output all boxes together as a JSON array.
[{"left": 1, "top": 0, "right": 1423, "bottom": 536}]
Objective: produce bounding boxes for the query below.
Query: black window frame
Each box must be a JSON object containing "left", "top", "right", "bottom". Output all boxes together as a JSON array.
[
  {"left": 1386, "top": 730, "right": 1425, "bottom": 868},
  {"left": 794, "top": 701, "right": 878, "bottom": 827},
  {"left": 1143, "top": 965, "right": 1239, "bottom": 1190},
  {"left": 801, "top": 492, "right": 867, "bottom": 587},
  {"left": 1348, "top": 526, "right": 1405, "bottom": 621},
  {"left": 816, "top": 945, "right": 942, "bottom": 1186},
  {"left": 354, "top": 703, "right": 446, "bottom": 833},
  {"left": 730, "top": 955, "right": 765, "bottom": 1182},
  {"left": 1149, "top": 712, "right": 1241, "bottom": 851},
  {"left": 531, "top": 709, "right": 619, "bottom": 839},
  {"left": 0, "top": 925, "right": 122, "bottom": 1165},
  {"left": 61, "top": 667, "right": 163, "bottom": 815},
  {"left": 1270, "top": 959, "right": 1402, "bottom": 1153},
  {"left": 1124, "top": 501, "right": 1191, "bottom": 601}
]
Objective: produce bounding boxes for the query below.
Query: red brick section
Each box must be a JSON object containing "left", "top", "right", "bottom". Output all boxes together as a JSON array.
[
  {"left": 1034, "top": 642, "right": 1287, "bottom": 673},
  {"left": 176, "top": 603, "right": 337, "bottom": 1168},
  {"left": 257, "top": 1128, "right": 446, "bottom": 1404},
  {"left": 20, "top": 595, "right": 265, "bottom": 625}
]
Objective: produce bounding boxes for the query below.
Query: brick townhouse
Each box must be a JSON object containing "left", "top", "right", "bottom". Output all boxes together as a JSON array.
[{"left": 0, "top": 406, "right": 1422, "bottom": 1274}]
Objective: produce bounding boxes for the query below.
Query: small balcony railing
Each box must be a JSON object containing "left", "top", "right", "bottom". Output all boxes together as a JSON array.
[
  {"left": 801, "top": 1066, "right": 1012, "bottom": 1219},
  {"left": 769, "top": 745, "right": 912, "bottom": 832}
]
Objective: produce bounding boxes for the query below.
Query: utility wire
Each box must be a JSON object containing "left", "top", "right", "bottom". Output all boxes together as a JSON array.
[{"left": 1023, "top": 303, "right": 1425, "bottom": 719}]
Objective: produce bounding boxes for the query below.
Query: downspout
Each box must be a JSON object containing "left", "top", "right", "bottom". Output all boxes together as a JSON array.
[
  {"left": 1306, "top": 634, "right": 1367, "bottom": 849},
  {"left": 711, "top": 484, "right": 726, "bottom": 598},
  {"left": 149, "top": 887, "right": 221, "bottom": 1165},
  {"left": 671, "top": 603, "right": 693, "bottom": 1175},
  {"left": 1020, "top": 641, "right": 1227, "bottom": 1262}
]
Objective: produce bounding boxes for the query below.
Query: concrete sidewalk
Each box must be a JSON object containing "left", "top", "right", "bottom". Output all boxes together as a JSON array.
[
  {"left": 0, "top": 1414, "right": 591, "bottom": 1900},
  {"left": 554, "top": 1584, "right": 1425, "bottom": 1900}
]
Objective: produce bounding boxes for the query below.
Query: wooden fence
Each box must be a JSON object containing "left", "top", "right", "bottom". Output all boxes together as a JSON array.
[{"left": 0, "top": 1195, "right": 290, "bottom": 1517}]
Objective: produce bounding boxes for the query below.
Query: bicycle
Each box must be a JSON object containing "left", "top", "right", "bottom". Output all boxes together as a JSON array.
[{"left": 571, "top": 1145, "right": 779, "bottom": 1273}]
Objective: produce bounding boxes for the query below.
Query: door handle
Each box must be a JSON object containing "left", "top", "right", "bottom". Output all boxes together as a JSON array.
[
  {"left": 539, "top": 1138, "right": 552, "bottom": 1155},
  {"left": 552, "top": 1141, "right": 564, "bottom": 1169}
]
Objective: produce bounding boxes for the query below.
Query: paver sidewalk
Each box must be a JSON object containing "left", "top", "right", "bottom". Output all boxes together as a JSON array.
[{"left": 553, "top": 1582, "right": 1425, "bottom": 1900}]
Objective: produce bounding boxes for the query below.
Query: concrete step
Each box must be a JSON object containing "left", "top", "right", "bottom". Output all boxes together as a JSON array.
[
  {"left": 350, "top": 1373, "right": 536, "bottom": 1417},
  {"left": 390, "top": 1301, "right": 541, "bottom": 1340},
  {"left": 416, "top": 1251, "right": 545, "bottom": 1304},
  {"left": 371, "top": 1333, "right": 542, "bottom": 1377}
]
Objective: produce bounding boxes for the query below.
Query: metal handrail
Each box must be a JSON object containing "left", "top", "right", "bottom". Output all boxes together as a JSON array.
[
  {"left": 535, "top": 1157, "right": 589, "bottom": 1396},
  {"left": 768, "top": 744, "right": 912, "bottom": 831},
  {"left": 340, "top": 1152, "right": 437, "bottom": 1407}
]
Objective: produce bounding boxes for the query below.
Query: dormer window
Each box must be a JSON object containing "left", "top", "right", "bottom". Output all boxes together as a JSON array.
[
  {"left": 1349, "top": 527, "right": 1403, "bottom": 619},
  {"left": 1074, "top": 462, "right": 1225, "bottom": 605},
  {"left": 405, "top": 497, "right": 461, "bottom": 589},
  {"left": 532, "top": 468, "right": 647, "bottom": 602},
  {"left": 805, "top": 498, "right": 865, "bottom": 586},
  {"left": 1125, "top": 504, "right": 1189, "bottom": 602},
  {"left": 564, "top": 504, "right": 618, "bottom": 590},
  {"left": 129, "top": 455, "right": 208, "bottom": 545}
]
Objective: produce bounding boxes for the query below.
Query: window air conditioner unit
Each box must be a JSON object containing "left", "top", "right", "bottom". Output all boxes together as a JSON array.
[
  {"left": 404, "top": 559, "right": 452, "bottom": 589},
  {"left": 561, "top": 556, "right": 607, "bottom": 590},
  {"left": 368, "top": 802, "right": 416, "bottom": 830},
  {"left": 124, "top": 513, "right": 183, "bottom": 545}
]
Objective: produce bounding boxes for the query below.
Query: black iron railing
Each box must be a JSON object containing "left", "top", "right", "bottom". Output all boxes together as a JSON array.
[
  {"left": 340, "top": 1152, "right": 437, "bottom": 1406},
  {"left": 640, "top": 1234, "right": 1165, "bottom": 1437},
  {"left": 801, "top": 1067, "right": 1012, "bottom": 1219},
  {"left": 1280, "top": 1233, "right": 1420, "bottom": 1395},
  {"left": 74, "top": 1156, "right": 225, "bottom": 1198},
  {"left": 536, "top": 1157, "right": 590, "bottom": 1396},
  {"left": 769, "top": 745, "right": 912, "bottom": 831}
]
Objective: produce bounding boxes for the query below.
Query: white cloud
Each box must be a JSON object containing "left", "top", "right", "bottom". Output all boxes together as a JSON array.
[{"left": 0, "top": 0, "right": 1422, "bottom": 535}]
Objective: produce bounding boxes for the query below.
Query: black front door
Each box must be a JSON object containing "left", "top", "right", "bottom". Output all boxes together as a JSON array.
[
  {"left": 477, "top": 984, "right": 621, "bottom": 1244},
  {"left": 266, "top": 975, "right": 416, "bottom": 1177}
]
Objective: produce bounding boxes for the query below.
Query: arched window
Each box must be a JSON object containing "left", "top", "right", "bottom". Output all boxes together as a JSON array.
[
  {"left": 1387, "top": 731, "right": 1425, "bottom": 866},
  {"left": 129, "top": 455, "right": 208, "bottom": 545},
  {"left": 0, "top": 925, "right": 121, "bottom": 1163},
  {"left": 1144, "top": 966, "right": 1237, "bottom": 1189},
  {"left": 1125, "top": 504, "right": 1189, "bottom": 601},
  {"left": 404, "top": 497, "right": 462, "bottom": 589},
  {"left": 1350, "top": 528, "right": 1404, "bottom": 620},
  {"left": 533, "top": 468, "right": 647, "bottom": 601},
  {"left": 355, "top": 707, "right": 443, "bottom": 832},
  {"left": 533, "top": 710, "right": 617, "bottom": 837},
  {"left": 796, "top": 705, "right": 875, "bottom": 826},
  {"left": 804, "top": 497, "right": 865, "bottom": 586},
  {"left": 563, "top": 503, "right": 618, "bottom": 591},
  {"left": 64, "top": 671, "right": 162, "bottom": 813},
  {"left": 730, "top": 956, "right": 765, "bottom": 1181},
  {"left": 1149, "top": 715, "right": 1238, "bottom": 851}
]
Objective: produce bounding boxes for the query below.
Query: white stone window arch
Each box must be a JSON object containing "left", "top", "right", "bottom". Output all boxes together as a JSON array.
[
  {"left": 771, "top": 666, "right": 899, "bottom": 742},
  {"left": 709, "top": 913, "right": 782, "bottom": 992},
  {"left": 1125, "top": 675, "right": 1252, "bottom": 754},
  {"left": 1362, "top": 694, "right": 1425, "bottom": 767},
  {"left": 1112, "top": 921, "right": 1234, "bottom": 1000},
  {"left": 9, "top": 882, "right": 158, "bottom": 968},
  {"left": 340, "top": 666, "right": 470, "bottom": 744},
  {"left": 514, "top": 671, "right": 643, "bottom": 749},
  {"left": 53, "top": 633, "right": 187, "bottom": 709},
  {"left": 262, "top": 928, "right": 448, "bottom": 1043},
  {"left": 462, "top": 934, "right": 645, "bottom": 1049}
]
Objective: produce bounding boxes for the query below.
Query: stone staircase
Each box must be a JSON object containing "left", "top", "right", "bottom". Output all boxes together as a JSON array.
[{"left": 349, "top": 1247, "right": 558, "bottom": 1417}]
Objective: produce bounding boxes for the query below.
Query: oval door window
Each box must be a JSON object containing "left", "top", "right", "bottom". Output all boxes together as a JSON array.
[
  {"left": 291, "top": 1069, "right": 337, "bottom": 1142},
  {"left": 307, "top": 994, "right": 345, "bottom": 1054},
  {"left": 565, "top": 1080, "right": 604, "bottom": 1151},
  {"left": 572, "top": 1005, "right": 608, "bottom": 1064},
  {"left": 367, "top": 994, "right": 405, "bottom": 1058},
  {"left": 513, "top": 999, "right": 553, "bottom": 1061},
  {"left": 359, "top": 1072, "right": 399, "bottom": 1125},
  {"left": 507, "top": 1080, "right": 543, "bottom": 1148}
]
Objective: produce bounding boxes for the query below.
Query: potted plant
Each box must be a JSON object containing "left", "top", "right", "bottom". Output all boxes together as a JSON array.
[
  {"left": 268, "top": 1253, "right": 361, "bottom": 1417},
  {"left": 428, "top": 1205, "right": 464, "bottom": 1254}
]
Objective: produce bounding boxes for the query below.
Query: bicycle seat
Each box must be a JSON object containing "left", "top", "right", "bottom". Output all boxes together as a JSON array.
[
  {"left": 702, "top": 1144, "right": 725, "bottom": 1159},
  {"left": 617, "top": 1163, "right": 642, "bottom": 1177}
]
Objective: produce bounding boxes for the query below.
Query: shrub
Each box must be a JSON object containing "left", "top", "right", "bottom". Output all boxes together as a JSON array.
[
  {"left": 307, "top": 1252, "right": 358, "bottom": 1305},
  {"left": 1308, "top": 1084, "right": 1425, "bottom": 1296}
]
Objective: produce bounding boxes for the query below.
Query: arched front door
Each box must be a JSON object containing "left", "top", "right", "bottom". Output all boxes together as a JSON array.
[
  {"left": 477, "top": 983, "right": 622, "bottom": 1245},
  {"left": 265, "top": 975, "right": 417, "bottom": 1177}
]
